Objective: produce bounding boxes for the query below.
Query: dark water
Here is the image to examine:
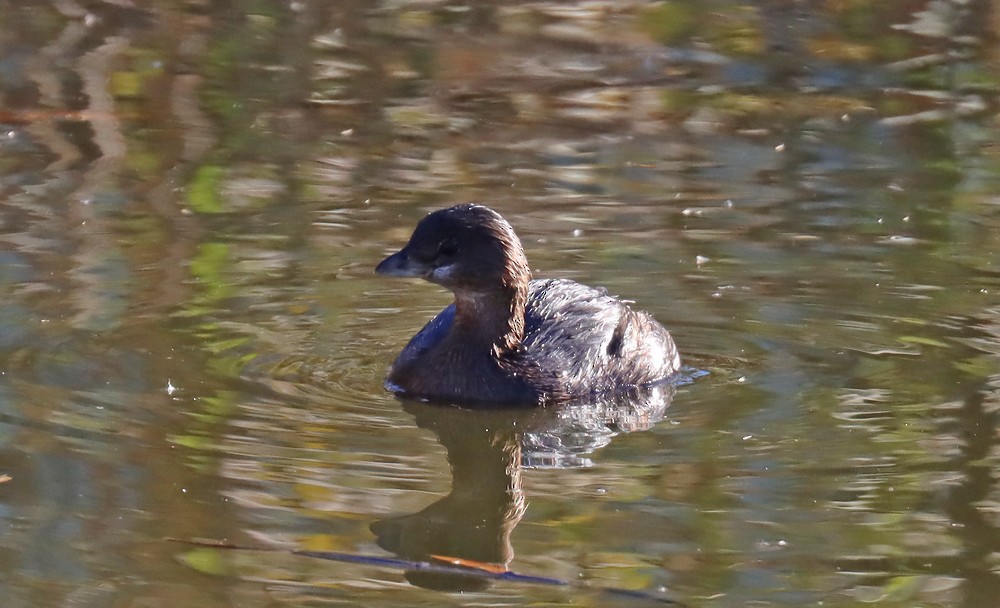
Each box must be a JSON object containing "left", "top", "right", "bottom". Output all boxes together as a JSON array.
[{"left": 3, "top": 1, "right": 1000, "bottom": 606}]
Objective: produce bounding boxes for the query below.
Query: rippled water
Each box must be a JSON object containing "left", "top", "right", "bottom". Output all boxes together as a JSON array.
[{"left": 3, "top": 1, "right": 1000, "bottom": 607}]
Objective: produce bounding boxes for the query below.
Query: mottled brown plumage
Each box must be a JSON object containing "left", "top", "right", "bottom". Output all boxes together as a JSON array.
[{"left": 376, "top": 204, "right": 680, "bottom": 406}]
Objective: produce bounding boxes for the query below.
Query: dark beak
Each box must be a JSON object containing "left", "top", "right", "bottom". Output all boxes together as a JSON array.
[{"left": 375, "top": 248, "right": 427, "bottom": 278}]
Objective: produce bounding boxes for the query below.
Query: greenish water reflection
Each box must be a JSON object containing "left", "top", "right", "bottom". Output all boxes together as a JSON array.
[{"left": 2, "top": 1, "right": 1000, "bottom": 607}]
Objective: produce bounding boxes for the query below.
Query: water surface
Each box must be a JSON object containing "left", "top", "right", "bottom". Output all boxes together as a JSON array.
[{"left": 2, "top": 1, "right": 1000, "bottom": 606}]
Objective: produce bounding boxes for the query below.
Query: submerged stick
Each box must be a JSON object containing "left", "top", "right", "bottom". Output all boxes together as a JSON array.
[{"left": 168, "top": 538, "right": 684, "bottom": 605}]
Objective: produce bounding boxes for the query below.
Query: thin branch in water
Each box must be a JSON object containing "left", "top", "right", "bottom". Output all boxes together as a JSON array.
[{"left": 167, "top": 537, "right": 685, "bottom": 606}]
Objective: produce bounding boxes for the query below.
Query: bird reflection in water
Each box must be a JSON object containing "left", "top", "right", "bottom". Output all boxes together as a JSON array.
[{"left": 371, "top": 383, "right": 675, "bottom": 591}]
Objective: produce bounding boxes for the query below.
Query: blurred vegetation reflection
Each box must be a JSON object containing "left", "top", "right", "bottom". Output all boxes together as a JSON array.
[{"left": 1, "top": 0, "right": 1000, "bottom": 607}]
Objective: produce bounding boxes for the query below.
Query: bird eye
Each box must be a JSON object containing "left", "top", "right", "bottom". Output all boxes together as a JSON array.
[{"left": 438, "top": 239, "right": 458, "bottom": 257}]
